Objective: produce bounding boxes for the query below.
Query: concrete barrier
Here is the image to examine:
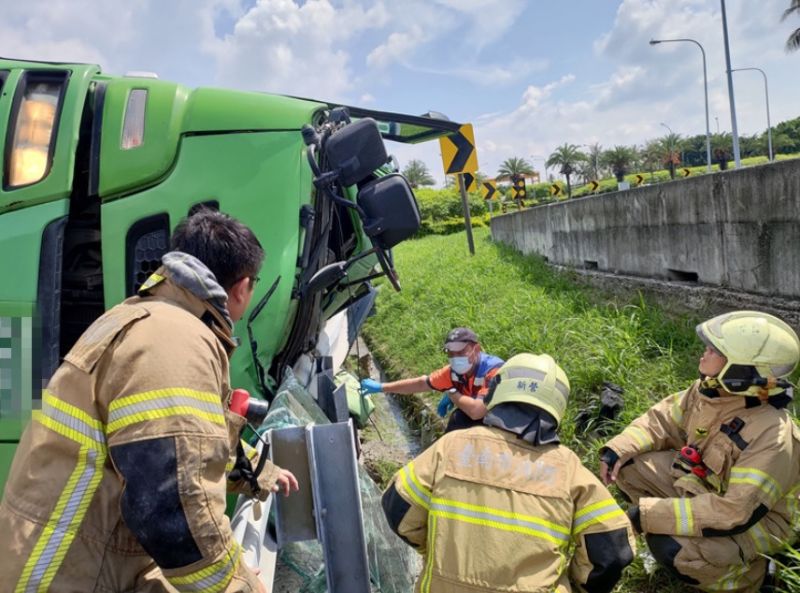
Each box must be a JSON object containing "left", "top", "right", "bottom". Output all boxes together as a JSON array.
[{"left": 490, "top": 159, "right": 800, "bottom": 298}]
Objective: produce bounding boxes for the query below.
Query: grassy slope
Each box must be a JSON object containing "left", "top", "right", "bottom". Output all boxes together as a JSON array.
[{"left": 364, "top": 228, "right": 712, "bottom": 593}]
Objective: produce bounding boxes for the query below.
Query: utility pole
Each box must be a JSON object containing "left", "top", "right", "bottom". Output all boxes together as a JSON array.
[{"left": 720, "top": 0, "right": 742, "bottom": 167}]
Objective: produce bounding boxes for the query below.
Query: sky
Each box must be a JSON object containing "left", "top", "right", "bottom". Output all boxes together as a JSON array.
[{"left": 2, "top": 0, "right": 798, "bottom": 185}]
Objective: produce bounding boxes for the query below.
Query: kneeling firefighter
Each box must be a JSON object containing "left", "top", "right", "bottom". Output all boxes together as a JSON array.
[
  {"left": 600, "top": 311, "right": 800, "bottom": 593},
  {"left": 382, "top": 353, "right": 635, "bottom": 593}
]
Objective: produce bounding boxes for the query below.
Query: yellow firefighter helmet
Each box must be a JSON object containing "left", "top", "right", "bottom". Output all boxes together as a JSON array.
[
  {"left": 485, "top": 353, "right": 570, "bottom": 424},
  {"left": 696, "top": 311, "right": 800, "bottom": 396}
]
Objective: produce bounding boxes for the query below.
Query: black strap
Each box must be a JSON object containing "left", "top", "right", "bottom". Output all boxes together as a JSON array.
[{"left": 720, "top": 417, "right": 749, "bottom": 451}]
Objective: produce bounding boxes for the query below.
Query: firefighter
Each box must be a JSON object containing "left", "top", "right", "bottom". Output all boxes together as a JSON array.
[
  {"left": 0, "top": 209, "right": 298, "bottom": 593},
  {"left": 599, "top": 310, "right": 800, "bottom": 593},
  {"left": 360, "top": 327, "right": 504, "bottom": 432},
  {"left": 382, "top": 353, "right": 635, "bottom": 593}
]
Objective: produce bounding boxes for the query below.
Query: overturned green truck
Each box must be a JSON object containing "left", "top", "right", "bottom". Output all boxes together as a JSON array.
[{"left": 0, "top": 57, "right": 460, "bottom": 591}]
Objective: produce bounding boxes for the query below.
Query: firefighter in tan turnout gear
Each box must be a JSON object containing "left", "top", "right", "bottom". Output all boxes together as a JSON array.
[
  {"left": 0, "top": 209, "right": 298, "bottom": 593},
  {"left": 600, "top": 311, "right": 800, "bottom": 593},
  {"left": 382, "top": 353, "right": 636, "bottom": 593}
]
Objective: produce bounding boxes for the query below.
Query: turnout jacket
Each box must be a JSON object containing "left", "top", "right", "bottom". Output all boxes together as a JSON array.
[
  {"left": 382, "top": 424, "right": 635, "bottom": 593},
  {"left": 603, "top": 381, "right": 800, "bottom": 550},
  {"left": 0, "top": 269, "right": 279, "bottom": 593}
]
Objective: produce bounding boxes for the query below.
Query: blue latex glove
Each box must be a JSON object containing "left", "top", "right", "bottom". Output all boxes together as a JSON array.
[
  {"left": 437, "top": 393, "right": 455, "bottom": 417},
  {"left": 359, "top": 378, "right": 383, "bottom": 395}
]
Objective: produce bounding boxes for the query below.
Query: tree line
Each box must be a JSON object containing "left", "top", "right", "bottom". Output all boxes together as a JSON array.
[{"left": 402, "top": 115, "right": 800, "bottom": 200}]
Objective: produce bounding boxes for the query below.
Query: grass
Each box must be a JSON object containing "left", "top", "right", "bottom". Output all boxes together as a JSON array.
[{"left": 362, "top": 228, "right": 772, "bottom": 593}]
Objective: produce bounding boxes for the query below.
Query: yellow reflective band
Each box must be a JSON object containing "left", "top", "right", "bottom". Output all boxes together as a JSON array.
[
  {"left": 747, "top": 521, "right": 773, "bottom": 554},
  {"left": 670, "top": 393, "right": 684, "bottom": 425},
  {"left": 729, "top": 467, "right": 783, "bottom": 502},
  {"left": 421, "top": 514, "right": 437, "bottom": 593},
  {"left": 430, "top": 496, "right": 570, "bottom": 546},
  {"left": 168, "top": 544, "right": 241, "bottom": 593},
  {"left": 37, "top": 391, "right": 106, "bottom": 451},
  {"left": 573, "top": 498, "right": 625, "bottom": 535},
  {"left": 623, "top": 425, "right": 653, "bottom": 451},
  {"left": 672, "top": 498, "right": 694, "bottom": 536},
  {"left": 398, "top": 462, "right": 431, "bottom": 510},
  {"left": 787, "top": 484, "right": 800, "bottom": 525},
  {"left": 107, "top": 388, "right": 225, "bottom": 434},
  {"left": 16, "top": 447, "right": 106, "bottom": 593}
]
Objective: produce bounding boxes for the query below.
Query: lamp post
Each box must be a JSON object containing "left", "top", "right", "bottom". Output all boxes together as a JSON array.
[
  {"left": 720, "top": 0, "right": 741, "bottom": 168},
  {"left": 731, "top": 67, "right": 773, "bottom": 161},
  {"left": 650, "top": 37, "right": 712, "bottom": 173}
]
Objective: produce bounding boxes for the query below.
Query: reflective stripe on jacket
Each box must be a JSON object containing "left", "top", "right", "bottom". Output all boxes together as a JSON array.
[
  {"left": 383, "top": 425, "right": 635, "bottom": 593},
  {"left": 603, "top": 380, "right": 800, "bottom": 546},
  {"left": 0, "top": 272, "right": 275, "bottom": 592}
]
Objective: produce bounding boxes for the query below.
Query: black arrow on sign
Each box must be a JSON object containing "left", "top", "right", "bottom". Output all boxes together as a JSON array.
[
  {"left": 463, "top": 172, "right": 475, "bottom": 191},
  {"left": 446, "top": 130, "right": 474, "bottom": 174},
  {"left": 482, "top": 182, "right": 496, "bottom": 201}
]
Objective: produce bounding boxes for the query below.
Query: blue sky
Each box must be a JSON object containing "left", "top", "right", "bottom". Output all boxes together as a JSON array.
[{"left": 2, "top": 0, "right": 798, "bottom": 184}]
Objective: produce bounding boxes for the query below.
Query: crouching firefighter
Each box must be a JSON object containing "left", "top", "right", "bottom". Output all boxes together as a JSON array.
[
  {"left": 0, "top": 209, "right": 297, "bottom": 593},
  {"left": 599, "top": 310, "right": 800, "bottom": 593},
  {"left": 382, "top": 353, "right": 635, "bottom": 593}
]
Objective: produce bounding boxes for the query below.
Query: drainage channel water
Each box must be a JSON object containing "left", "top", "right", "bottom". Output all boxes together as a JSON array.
[{"left": 353, "top": 336, "right": 424, "bottom": 469}]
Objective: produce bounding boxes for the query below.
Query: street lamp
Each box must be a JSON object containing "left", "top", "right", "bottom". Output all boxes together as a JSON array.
[
  {"left": 650, "top": 37, "right": 712, "bottom": 173},
  {"left": 720, "top": 0, "right": 741, "bottom": 168},
  {"left": 731, "top": 67, "right": 773, "bottom": 161}
]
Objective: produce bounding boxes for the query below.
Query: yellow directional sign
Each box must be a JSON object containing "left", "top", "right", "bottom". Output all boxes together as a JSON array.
[
  {"left": 681, "top": 168, "right": 691, "bottom": 178},
  {"left": 549, "top": 183, "right": 562, "bottom": 197},
  {"left": 634, "top": 174, "right": 645, "bottom": 187},
  {"left": 439, "top": 123, "right": 478, "bottom": 175},
  {"left": 462, "top": 172, "right": 477, "bottom": 192},
  {"left": 588, "top": 180, "right": 599, "bottom": 192},
  {"left": 512, "top": 176, "right": 526, "bottom": 202},
  {"left": 480, "top": 179, "right": 498, "bottom": 201}
]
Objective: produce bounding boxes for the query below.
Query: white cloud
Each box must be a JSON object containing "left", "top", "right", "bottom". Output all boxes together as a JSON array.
[
  {"left": 366, "top": 25, "right": 427, "bottom": 69},
  {"left": 441, "top": 0, "right": 800, "bottom": 185}
]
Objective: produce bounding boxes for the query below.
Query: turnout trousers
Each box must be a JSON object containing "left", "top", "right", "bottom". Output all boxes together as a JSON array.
[{"left": 617, "top": 451, "right": 767, "bottom": 593}]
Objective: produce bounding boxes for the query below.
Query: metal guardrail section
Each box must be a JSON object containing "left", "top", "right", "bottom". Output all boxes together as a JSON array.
[
  {"left": 271, "top": 426, "right": 317, "bottom": 544},
  {"left": 270, "top": 420, "right": 371, "bottom": 593}
]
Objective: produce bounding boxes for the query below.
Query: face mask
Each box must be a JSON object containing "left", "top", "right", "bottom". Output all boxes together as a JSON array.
[{"left": 449, "top": 356, "right": 473, "bottom": 375}]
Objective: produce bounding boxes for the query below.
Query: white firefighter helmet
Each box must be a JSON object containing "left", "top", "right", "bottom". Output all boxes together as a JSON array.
[
  {"left": 696, "top": 311, "right": 799, "bottom": 396},
  {"left": 485, "top": 353, "right": 570, "bottom": 424}
]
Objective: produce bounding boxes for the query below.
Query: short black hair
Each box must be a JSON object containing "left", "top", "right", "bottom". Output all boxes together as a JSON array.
[{"left": 170, "top": 208, "right": 264, "bottom": 290}]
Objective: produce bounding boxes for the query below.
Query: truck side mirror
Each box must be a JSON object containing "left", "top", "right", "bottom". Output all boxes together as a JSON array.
[
  {"left": 324, "top": 118, "right": 388, "bottom": 187},
  {"left": 357, "top": 173, "right": 421, "bottom": 249}
]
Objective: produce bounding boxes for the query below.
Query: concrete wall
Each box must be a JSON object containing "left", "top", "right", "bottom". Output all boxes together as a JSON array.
[{"left": 490, "top": 159, "right": 800, "bottom": 298}]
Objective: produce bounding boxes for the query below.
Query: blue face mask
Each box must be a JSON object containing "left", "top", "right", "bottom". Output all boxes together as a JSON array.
[{"left": 449, "top": 356, "right": 473, "bottom": 375}]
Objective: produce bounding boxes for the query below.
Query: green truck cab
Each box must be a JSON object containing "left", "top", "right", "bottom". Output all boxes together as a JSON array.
[{"left": 0, "top": 57, "right": 459, "bottom": 490}]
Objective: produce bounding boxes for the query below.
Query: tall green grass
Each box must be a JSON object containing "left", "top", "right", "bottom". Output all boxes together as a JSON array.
[{"left": 363, "top": 228, "right": 730, "bottom": 593}]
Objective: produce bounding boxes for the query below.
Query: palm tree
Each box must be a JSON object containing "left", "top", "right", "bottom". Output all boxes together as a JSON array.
[
  {"left": 601, "top": 146, "right": 636, "bottom": 183},
  {"left": 402, "top": 159, "right": 435, "bottom": 189},
  {"left": 783, "top": 0, "right": 800, "bottom": 51},
  {"left": 640, "top": 141, "right": 662, "bottom": 183},
  {"left": 546, "top": 143, "right": 586, "bottom": 198},
  {"left": 659, "top": 133, "right": 683, "bottom": 179},
  {"left": 497, "top": 157, "right": 535, "bottom": 180},
  {"left": 711, "top": 133, "right": 733, "bottom": 170},
  {"left": 585, "top": 143, "right": 603, "bottom": 180}
]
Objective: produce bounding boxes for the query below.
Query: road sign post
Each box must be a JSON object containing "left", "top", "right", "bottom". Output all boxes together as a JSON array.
[
  {"left": 440, "top": 124, "right": 479, "bottom": 255},
  {"left": 457, "top": 174, "right": 475, "bottom": 255}
]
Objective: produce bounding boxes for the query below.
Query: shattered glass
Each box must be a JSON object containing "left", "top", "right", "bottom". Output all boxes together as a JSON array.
[{"left": 257, "top": 369, "right": 421, "bottom": 593}]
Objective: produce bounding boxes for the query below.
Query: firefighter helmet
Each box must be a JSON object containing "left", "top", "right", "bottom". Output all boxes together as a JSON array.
[
  {"left": 696, "top": 311, "right": 800, "bottom": 396},
  {"left": 485, "top": 353, "right": 570, "bottom": 424}
]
